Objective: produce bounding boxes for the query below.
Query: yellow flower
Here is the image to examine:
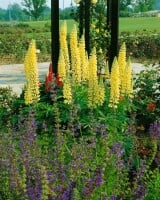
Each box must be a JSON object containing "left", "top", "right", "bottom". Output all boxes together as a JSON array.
[
  {"left": 88, "top": 48, "right": 97, "bottom": 82},
  {"left": 24, "top": 82, "right": 32, "bottom": 105},
  {"left": 95, "top": 28, "right": 99, "bottom": 33},
  {"left": 24, "top": 40, "right": 40, "bottom": 105},
  {"left": 70, "top": 25, "right": 81, "bottom": 84},
  {"left": 79, "top": 35, "right": 88, "bottom": 82},
  {"left": 125, "top": 58, "right": 133, "bottom": 96},
  {"left": 109, "top": 57, "right": 120, "bottom": 108},
  {"left": 60, "top": 21, "right": 70, "bottom": 72},
  {"left": 63, "top": 80, "right": 72, "bottom": 104},
  {"left": 118, "top": 42, "right": 126, "bottom": 94},
  {"left": 58, "top": 50, "right": 66, "bottom": 81},
  {"left": 97, "top": 82, "right": 105, "bottom": 106},
  {"left": 92, "top": 0, "right": 97, "bottom": 4},
  {"left": 88, "top": 48, "right": 105, "bottom": 108}
]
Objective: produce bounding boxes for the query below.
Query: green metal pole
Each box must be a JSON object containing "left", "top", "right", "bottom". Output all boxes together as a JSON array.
[{"left": 51, "top": 0, "right": 59, "bottom": 74}]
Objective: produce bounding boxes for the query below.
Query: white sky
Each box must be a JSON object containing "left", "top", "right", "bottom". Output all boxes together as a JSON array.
[{"left": 0, "top": 0, "right": 75, "bottom": 9}]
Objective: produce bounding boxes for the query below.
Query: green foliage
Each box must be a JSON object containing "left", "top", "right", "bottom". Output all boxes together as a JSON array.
[
  {"left": 0, "top": 87, "right": 18, "bottom": 129},
  {"left": 120, "top": 30, "right": 160, "bottom": 60},
  {"left": 132, "top": 63, "right": 160, "bottom": 130},
  {"left": 0, "top": 70, "right": 160, "bottom": 198},
  {"left": 22, "top": 0, "right": 47, "bottom": 20}
]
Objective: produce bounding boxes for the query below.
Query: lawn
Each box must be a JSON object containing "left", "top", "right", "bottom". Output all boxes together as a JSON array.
[
  {"left": 119, "top": 17, "right": 160, "bottom": 33},
  {"left": 25, "top": 17, "right": 160, "bottom": 33},
  {"left": 1, "top": 17, "right": 159, "bottom": 33}
]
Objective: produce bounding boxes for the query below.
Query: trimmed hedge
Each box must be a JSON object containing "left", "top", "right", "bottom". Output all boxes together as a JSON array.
[
  {"left": 120, "top": 31, "right": 160, "bottom": 60},
  {"left": 0, "top": 30, "right": 159, "bottom": 64}
]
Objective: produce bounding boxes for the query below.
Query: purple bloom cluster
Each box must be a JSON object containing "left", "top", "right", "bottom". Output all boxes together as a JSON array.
[
  {"left": 111, "top": 142, "right": 125, "bottom": 170},
  {"left": 149, "top": 121, "right": 160, "bottom": 139},
  {"left": 82, "top": 167, "right": 103, "bottom": 198}
]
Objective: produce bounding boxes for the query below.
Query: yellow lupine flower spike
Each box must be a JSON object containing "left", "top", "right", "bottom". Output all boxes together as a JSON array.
[
  {"left": 58, "top": 50, "right": 66, "bottom": 81},
  {"left": 60, "top": 21, "right": 70, "bottom": 72},
  {"left": 92, "top": 0, "right": 97, "bottom": 4},
  {"left": 70, "top": 25, "right": 81, "bottom": 84},
  {"left": 79, "top": 35, "right": 88, "bottom": 82},
  {"left": 109, "top": 57, "right": 120, "bottom": 108},
  {"left": 118, "top": 42, "right": 126, "bottom": 94},
  {"left": 63, "top": 80, "right": 72, "bottom": 104},
  {"left": 88, "top": 48, "right": 97, "bottom": 82},
  {"left": 24, "top": 40, "right": 40, "bottom": 105}
]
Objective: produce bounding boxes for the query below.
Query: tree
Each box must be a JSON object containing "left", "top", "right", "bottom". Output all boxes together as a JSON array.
[
  {"left": 7, "top": 3, "right": 27, "bottom": 21},
  {"left": 120, "top": 0, "right": 132, "bottom": 11},
  {"left": 134, "top": 0, "right": 156, "bottom": 12},
  {"left": 21, "top": 0, "right": 47, "bottom": 20},
  {"left": 0, "top": 8, "right": 6, "bottom": 21}
]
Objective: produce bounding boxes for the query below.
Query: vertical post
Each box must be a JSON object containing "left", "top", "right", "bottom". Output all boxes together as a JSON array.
[
  {"left": 79, "top": 0, "right": 84, "bottom": 38},
  {"left": 107, "top": 0, "right": 119, "bottom": 72},
  {"left": 51, "top": 0, "right": 59, "bottom": 74},
  {"left": 85, "top": 0, "right": 91, "bottom": 55}
]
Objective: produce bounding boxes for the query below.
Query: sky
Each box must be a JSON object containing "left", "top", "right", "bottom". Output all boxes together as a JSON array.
[{"left": 0, "top": 0, "right": 74, "bottom": 9}]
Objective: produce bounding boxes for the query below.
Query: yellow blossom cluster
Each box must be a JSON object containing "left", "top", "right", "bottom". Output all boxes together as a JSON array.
[
  {"left": 24, "top": 40, "right": 40, "bottom": 105},
  {"left": 109, "top": 57, "right": 120, "bottom": 108},
  {"left": 118, "top": 42, "right": 126, "bottom": 94},
  {"left": 79, "top": 35, "right": 89, "bottom": 82},
  {"left": 70, "top": 25, "right": 81, "bottom": 84},
  {"left": 58, "top": 50, "right": 66, "bottom": 81},
  {"left": 59, "top": 21, "right": 70, "bottom": 72},
  {"left": 92, "top": 0, "right": 97, "bottom": 4},
  {"left": 109, "top": 43, "right": 133, "bottom": 109},
  {"left": 88, "top": 49, "right": 105, "bottom": 108},
  {"left": 118, "top": 42, "right": 133, "bottom": 96},
  {"left": 58, "top": 25, "right": 132, "bottom": 108},
  {"left": 63, "top": 80, "right": 72, "bottom": 104}
]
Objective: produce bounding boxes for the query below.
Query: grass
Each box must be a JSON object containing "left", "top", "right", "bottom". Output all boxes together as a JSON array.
[
  {"left": 20, "top": 17, "right": 160, "bottom": 33},
  {"left": 0, "top": 17, "right": 160, "bottom": 33},
  {"left": 119, "top": 17, "right": 160, "bottom": 33}
]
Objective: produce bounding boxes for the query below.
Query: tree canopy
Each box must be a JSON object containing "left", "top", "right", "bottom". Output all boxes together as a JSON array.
[{"left": 21, "top": 0, "right": 47, "bottom": 20}]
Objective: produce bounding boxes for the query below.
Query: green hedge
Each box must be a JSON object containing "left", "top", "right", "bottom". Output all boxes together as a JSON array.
[
  {"left": 120, "top": 31, "right": 160, "bottom": 60},
  {"left": 0, "top": 30, "right": 159, "bottom": 64}
]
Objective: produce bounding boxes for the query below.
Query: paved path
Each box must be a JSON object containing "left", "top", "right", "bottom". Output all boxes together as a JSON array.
[{"left": 0, "top": 62, "right": 145, "bottom": 96}]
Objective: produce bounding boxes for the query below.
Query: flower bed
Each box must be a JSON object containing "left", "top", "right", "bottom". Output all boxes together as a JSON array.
[{"left": 0, "top": 23, "right": 160, "bottom": 199}]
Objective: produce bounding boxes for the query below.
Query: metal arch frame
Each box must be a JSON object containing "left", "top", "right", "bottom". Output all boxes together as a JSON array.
[{"left": 51, "top": 0, "right": 119, "bottom": 73}]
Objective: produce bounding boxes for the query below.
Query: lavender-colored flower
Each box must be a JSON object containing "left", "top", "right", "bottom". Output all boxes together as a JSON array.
[
  {"left": 96, "top": 123, "right": 108, "bottom": 138},
  {"left": 149, "top": 121, "right": 160, "bottom": 139},
  {"left": 110, "top": 195, "right": 117, "bottom": 200},
  {"left": 59, "top": 181, "right": 74, "bottom": 200},
  {"left": 133, "top": 183, "right": 147, "bottom": 200},
  {"left": 111, "top": 142, "right": 125, "bottom": 170}
]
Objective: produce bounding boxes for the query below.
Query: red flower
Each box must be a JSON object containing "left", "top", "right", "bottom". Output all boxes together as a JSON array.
[
  {"left": 119, "top": 96, "right": 124, "bottom": 101},
  {"left": 45, "top": 63, "right": 53, "bottom": 91},
  {"left": 147, "top": 102, "right": 156, "bottom": 112},
  {"left": 45, "top": 63, "right": 63, "bottom": 90},
  {"left": 56, "top": 74, "right": 63, "bottom": 88}
]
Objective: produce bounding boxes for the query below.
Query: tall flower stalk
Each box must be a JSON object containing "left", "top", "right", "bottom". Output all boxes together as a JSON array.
[
  {"left": 24, "top": 40, "right": 40, "bottom": 105},
  {"left": 118, "top": 42, "right": 126, "bottom": 95},
  {"left": 70, "top": 25, "right": 81, "bottom": 84},
  {"left": 79, "top": 35, "right": 89, "bottom": 82},
  {"left": 88, "top": 48, "right": 105, "bottom": 108},
  {"left": 109, "top": 57, "right": 120, "bottom": 108},
  {"left": 59, "top": 21, "right": 70, "bottom": 73}
]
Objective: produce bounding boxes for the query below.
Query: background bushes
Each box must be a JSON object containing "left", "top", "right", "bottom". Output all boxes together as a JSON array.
[{"left": 0, "top": 23, "right": 160, "bottom": 64}]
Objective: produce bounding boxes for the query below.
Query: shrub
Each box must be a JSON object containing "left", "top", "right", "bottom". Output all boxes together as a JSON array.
[{"left": 133, "top": 63, "right": 160, "bottom": 131}]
